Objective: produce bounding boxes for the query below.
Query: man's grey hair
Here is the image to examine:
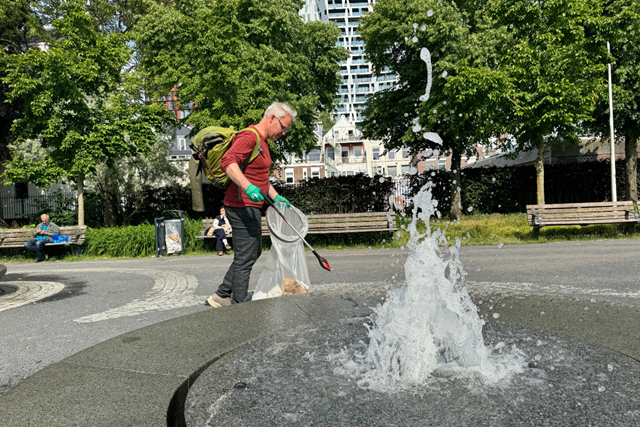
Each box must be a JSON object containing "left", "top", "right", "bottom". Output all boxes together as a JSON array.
[{"left": 263, "top": 102, "right": 297, "bottom": 121}]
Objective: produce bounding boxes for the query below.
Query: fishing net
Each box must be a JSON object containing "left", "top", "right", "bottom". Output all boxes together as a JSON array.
[{"left": 252, "top": 203, "right": 310, "bottom": 300}]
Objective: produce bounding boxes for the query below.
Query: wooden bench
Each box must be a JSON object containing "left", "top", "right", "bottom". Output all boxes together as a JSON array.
[
  {"left": 0, "top": 225, "right": 87, "bottom": 248},
  {"left": 197, "top": 212, "right": 397, "bottom": 241},
  {"left": 526, "top": 201, "right": 639, "bottom": 238}
]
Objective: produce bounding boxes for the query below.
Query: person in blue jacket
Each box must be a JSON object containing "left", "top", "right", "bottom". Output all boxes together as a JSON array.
[{"left": 24, "top": 214, "right": 60, "bottom": 263}]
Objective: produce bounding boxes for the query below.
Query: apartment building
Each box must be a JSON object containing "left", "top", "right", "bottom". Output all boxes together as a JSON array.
[{"left": 300, "top": 0, "right": 396, "bottom": 125}]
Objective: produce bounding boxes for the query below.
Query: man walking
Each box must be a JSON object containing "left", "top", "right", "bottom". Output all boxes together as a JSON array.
[
  {"left": 24, "top": 214, "right": 60, "bottom": 263},
  {"left": 207, "top": 102, "right": 294, "bottom": 308}
]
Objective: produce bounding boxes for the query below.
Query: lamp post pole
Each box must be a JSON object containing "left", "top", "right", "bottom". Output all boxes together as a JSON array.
[{"left": 607, "top": 41, "right": 617, "bottom": 202}]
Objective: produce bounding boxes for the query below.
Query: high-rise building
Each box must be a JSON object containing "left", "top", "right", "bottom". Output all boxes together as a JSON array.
[{"left": 299, "top": 0, "right": 395, "bottom": 125}]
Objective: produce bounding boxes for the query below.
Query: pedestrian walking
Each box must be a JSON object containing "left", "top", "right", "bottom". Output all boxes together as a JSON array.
[{"left": 207, "top": 102, "right": 293, "bottom": 308}]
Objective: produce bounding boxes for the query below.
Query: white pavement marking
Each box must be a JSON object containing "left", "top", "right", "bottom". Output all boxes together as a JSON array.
[
  {"left": 2, "top": 267, "right": 206, "bottom": 322},
  {"left": 0, "top": 281, "right": 65, "bottom": 312},
  {"left": 465, "top": 281, "right": 640, "bottom": 300},
  {"left": 72, "top": 268, "right": 203, "bottom": 323}
]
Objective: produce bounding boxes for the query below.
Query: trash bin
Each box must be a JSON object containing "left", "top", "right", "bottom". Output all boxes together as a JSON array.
[{"left": 154, "top": 210, "right": 185, "bottom": 256}]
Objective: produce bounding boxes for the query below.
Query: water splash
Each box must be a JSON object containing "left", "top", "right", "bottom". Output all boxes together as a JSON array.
[
  {"left": 333, "top": 184, "right": 525, "bottom": 393},
  {"left": 418, "top": 48, "right": 432, "bottom": 102}
]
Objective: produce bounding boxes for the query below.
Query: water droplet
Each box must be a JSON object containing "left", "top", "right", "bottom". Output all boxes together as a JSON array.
[
  {"left": 413, "top": 23, "right": 418, "bottom": 29},
  {"left": 608, "top": 364, "right": 614, "bottom": 371},
  {"left": 541, "top": 311, "right": 545, "bottom": 315},
  {"left": 442, "top": 71, "right": 448, "bottom": 78},
  {"left": 432, "top": 109, "right": 437, "bottom": 114},
  {"left": 493, "top": 313, "right": 500, "bottom": 319},
  {"left": 412, "top": 36, "right": 418, "bottom": 43},
  {"left": 431, "top": 172, "right": 436, "bottom": 176},
  {"left": 492, "top": 177, "right": 496, "bottom": 182},
  {"left": 459, "top": 113, "right": 463, "bottom": 117},
  {"left": 598, "top": 386, "right": 605, "bottom": 392},
  {"left": 427, "top": 9, "right": 434, "bottom": 16},
  {"left": 379, "top": 177, "right": 385, "bottom": 183},
  {"left": 467, "top": 206, "right": 474, "bottom": 212},
  {"left": 498, "top": 243, "right": 504, "bottom": 249},
  {"left": 443, "top": 101, "right": 447, "bottom": 105},
  {"left": 409, "top": 167, "right": 418, "bottom": 175},
  {"left": 420, "top": 25, "right": 426, "bottom": 31}
]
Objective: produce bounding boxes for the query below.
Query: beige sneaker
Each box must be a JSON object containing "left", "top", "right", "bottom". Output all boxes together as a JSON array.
[{"left": 207, "top": 294, "right": 231, "bottom": 308}]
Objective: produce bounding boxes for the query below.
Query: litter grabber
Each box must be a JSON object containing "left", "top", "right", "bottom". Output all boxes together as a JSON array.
[{"left": 260, "top": 190, "right": 331, "bottom": 271}]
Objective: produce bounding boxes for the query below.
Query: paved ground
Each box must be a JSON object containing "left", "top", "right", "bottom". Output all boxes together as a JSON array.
[{"left": 1, "top": 239, "right": 639, "bottom": 397}]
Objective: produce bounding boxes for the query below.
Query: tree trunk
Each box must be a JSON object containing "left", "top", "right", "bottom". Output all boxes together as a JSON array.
[
  {"left": 450, "top": 150, "right": 462, "bottom": 219},
  {"left": 104, "top": 172, "right": 118, "bottom": 227},
  {"left": 535, "top": 134, "right": 546, "bottom": 205},
  {"left": 625, "top": 133, "right": 638, "bottom": 203},
  {"left": 77, "top": 173, "right": 85, "bottom": 226}
]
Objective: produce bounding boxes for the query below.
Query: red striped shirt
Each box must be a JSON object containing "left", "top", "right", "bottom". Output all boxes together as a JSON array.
[{"left": 221, "top": 126, "right": 271, "bottom": 208}]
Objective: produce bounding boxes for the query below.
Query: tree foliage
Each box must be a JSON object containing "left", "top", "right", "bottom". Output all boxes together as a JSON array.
[
  {"left": 585, "top": 0, "right": 640, "bottom": 203},
  {"left": 133, "top": 0, "right": 349, "bottom": 159},
  {"left": 489, "top": 0, "right": 607, "bottom": 204},
  {"left": 1, "top": 0, "right": 172, "bottom": 225}
]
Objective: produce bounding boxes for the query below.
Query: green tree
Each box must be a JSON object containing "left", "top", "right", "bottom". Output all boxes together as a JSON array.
[
  {"left": 586, "top": 0, "right": 640, "bottom": 205},
  {"left": 0, "top": 0, "right": 51, "bottom": 165},
  {"left": 1, "top": 0, "right": 171, "bottom": 226},
  {"left": 359, "top": 0, "right": 509, "bottom": 217},
  {"left": 133, "top": 0, "right": 348, "bottom": 159},
  {"left": 318, "top": 110, "right": 336, "bottom": 131},
  {"left": 489, "top": 0, "right": 607, "bottom": 204},
  {"left": 86, "top": 134, "right": 181, "bottom": 226}
]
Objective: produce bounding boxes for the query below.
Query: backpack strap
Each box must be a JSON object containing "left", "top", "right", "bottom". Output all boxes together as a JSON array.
[{"left": 239, "top": 127, "right": 262, "bottom": 167}]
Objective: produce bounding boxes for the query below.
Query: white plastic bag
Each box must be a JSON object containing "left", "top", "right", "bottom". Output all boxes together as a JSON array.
[
  {"left": 164, "top": 220, "right": 183, "bottom": 255},
  {"left": 252, "top": 203, "right": 310, "bottom": 300}
]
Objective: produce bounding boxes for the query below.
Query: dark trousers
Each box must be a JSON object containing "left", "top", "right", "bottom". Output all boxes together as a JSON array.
[
  {"left": 213, "top": 228, "right": 228, "bottom": 251},
  {"left": 216, "top": 206, "right": 262, "bottom": 303},
  {"left": 24, "top": 239, "right": 47, "bottom": 260}
]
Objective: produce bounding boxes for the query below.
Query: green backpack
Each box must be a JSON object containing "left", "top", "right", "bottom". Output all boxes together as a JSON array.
[{"left": 189, "top": 126, "right": 261, "bottom": 189}]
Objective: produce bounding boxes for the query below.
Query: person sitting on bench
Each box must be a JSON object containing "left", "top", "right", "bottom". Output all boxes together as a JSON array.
[
  {"left": 212, "top": 207, "right": 232, "bottom": 256},
  {"left": 24, "top": 214, "right": 60, "bottom": 263}
]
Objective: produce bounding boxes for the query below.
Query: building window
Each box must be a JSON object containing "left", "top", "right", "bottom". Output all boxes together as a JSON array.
[
  {"left": 388, "top": 150, "right": 395, "bottom": 160},
  {"left": 354, "top": 146, "right": 362, "bottom": 156},
  {"left": 424, "top": 160, "right": 436, "bottom": 170},
  {"left": 326, "top": 147, "right": 335, "bottom": 160},
  {"left": 311, "top": 167, "right": 320, "bottom": 178},
  {"left": 342, "top": 147, "right": 349, "bottom": 158},
  {"left": 177, "top": 137, "right": 187, "bottom": 151},
  {"left": 401, "top": 164, "right": 411, "bottom": 174},
  {"left": 402, "top": 147, "right": 409, "bottom": 158},
  {"left": 347, "top": 171, "right": 354, "bottom": 176},
  {"left": 308, "top": 149, "right": 321, "bottom": 162},
  {"left": 372, "top": 147, "right": 380, "bottom": 160},
  {"left": 388, "top": 165, "right": 397, "bottom": 176},
  {"left": 303, "top": 168, "right": 308, "bottom": 180},
  {"left": 285, "top": 169, "right": 294, "bottom": 183},
  {"left": 438, "top": 159, "right": 447, "bottom": 170}
]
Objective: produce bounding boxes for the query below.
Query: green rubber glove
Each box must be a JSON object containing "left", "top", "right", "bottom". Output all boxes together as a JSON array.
[
  {"left": 244, "top": 183, "right": 264, "bottom": 202},
  {"left": 274, "top": 194, "right": 291, "bottom": 207}
]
